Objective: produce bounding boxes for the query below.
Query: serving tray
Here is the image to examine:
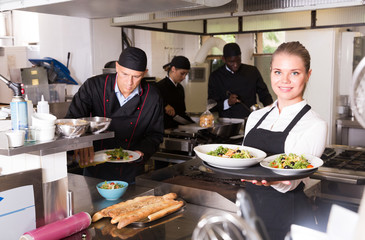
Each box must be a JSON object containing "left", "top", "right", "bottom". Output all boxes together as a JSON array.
[{"left": 202, "top": 161, "right": 318, "bottom": 181}]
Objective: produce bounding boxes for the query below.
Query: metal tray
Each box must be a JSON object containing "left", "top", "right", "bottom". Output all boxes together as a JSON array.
[{"left": 202, "top": 161, "right": 318, "bottom": 181}]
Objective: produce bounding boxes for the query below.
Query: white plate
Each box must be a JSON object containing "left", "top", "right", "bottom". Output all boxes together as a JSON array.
[
  {"left": 260, "top": 153, "right": 323, "bottom": 176},
  {"left": 193, "top": 144, "right": 267, "bottom": 169},
  {"left": 95, "top": 149, "right": 141, "bottom": 163}
]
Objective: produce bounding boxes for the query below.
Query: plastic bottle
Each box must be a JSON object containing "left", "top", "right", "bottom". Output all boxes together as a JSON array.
[
  {"left": 25, "top": 94, "right": 34, "bottom": 126},
  {"left": 37, "top": 95, "right": 49, "bottom": 114},
  {"left": 10, "top": 95, "right": 28, "bottom": 130},
  {"left": 19, "top": 212, "right": 91, "bottom": 240}
]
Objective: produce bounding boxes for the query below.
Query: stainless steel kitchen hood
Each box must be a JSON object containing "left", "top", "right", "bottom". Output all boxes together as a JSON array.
[{"left": 0, "top": 0, "right": 232, "bottom": 19}]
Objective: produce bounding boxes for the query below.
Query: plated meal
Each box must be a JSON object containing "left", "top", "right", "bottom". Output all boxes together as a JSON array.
[
  {"left": 94, "top": 148, "right": 140, "bottom": 163},
  {"left": 207, "top": 146, "right": 254, "bottom": 158},
  {"left": 194, "top": 144, "right": 266, "bottom": 169},
  {"left": 92, "top": 193, "right": 184, "bottom": 229},
  {"left": 260, "top": 153, "right": 323, "bottom": 176}
]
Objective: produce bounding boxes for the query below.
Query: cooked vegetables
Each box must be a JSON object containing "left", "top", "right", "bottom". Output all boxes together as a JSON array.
[
  {"left": 269, "top": 153, "right": 313, "bottom": 169},
  {"left": 105, "top": 147, "right": 131, "bottom": 161},
  {"left": 207, "top": 146, "right": 254, "bottom": 158}
]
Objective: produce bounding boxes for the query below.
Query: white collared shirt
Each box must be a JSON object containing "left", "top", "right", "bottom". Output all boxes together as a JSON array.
[
  {"left": 168, "top": 76, "right": 178, "bottom": 87},
  {"left": 244, "top": 100, "right": 328, "bottom": 192},
  {"left": 114, "top": 75, "right": 140, "bottom": 107}
]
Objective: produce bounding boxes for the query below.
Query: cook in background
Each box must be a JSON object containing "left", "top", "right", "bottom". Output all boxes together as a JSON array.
[
  {"left": 155, "top": 56, "right": 194, "bottom": 170},
  {"left": 242, "top": 41, "right": 328, "bottom": 240},
  {"left": 66, "top": 47, "right": 164, "bottom": 184},
  {"left": 156, "top": 55, "right": 194, "bottom": 129},
  {"left": 208, "top": 42, "right": 273, "bottom": 119}
]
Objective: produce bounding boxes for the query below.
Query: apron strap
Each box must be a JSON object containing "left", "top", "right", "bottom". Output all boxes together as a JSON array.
[
  {"left": 283, "top": 104, "right": 311, "bottom": 133},
  {"left": 103, "top": 75, "right": 110, "bottom": 118},
  {"left": 251, "top": 106, "right": 275, "bottom": 130}
]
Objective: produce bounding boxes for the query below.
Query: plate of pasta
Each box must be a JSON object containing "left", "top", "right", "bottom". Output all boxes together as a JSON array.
[
  {"left": 194, "top": 144, "right": 267, "bottom": 169},
  {"left": 260, "top": 153, "right": 323, "bottom": 175}
]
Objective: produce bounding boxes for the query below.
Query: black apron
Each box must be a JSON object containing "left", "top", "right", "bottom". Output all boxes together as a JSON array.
[{"left": 243, "top": 104, "right": 316, "bottom": 240}]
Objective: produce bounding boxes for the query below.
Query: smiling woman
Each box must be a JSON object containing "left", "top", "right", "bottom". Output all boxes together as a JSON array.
[{"left": 242, "top": 41, "right": 328, "bottom": 240}]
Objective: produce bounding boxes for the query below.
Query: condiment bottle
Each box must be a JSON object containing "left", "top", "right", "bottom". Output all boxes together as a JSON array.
[{"left": 37, "top": 95, "right": 49, "bottom": 114}]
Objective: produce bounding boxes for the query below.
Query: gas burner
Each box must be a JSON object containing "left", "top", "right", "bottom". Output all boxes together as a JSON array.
[{"left": 321, "top": 147, "right": 365, "bottom": 171}]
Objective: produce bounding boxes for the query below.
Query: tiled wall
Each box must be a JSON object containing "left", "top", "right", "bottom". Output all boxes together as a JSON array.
[{"left": 0, "top": 152, "right": 67, "bottom": 183}]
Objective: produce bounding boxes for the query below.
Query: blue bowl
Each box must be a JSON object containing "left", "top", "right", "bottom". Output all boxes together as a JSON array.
[{"left": 96, "top": 181, "right": 128, "bottom": 200}]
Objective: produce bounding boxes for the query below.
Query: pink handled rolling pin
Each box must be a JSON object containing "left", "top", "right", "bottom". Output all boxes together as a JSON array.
[{"left": 19, "top": 212, "right": 91, "bottom": 240}]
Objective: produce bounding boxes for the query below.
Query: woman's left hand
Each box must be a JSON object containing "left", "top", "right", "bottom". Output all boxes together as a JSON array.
[{"left": 241, "top": 179, "right": 291, "bottom": 187}]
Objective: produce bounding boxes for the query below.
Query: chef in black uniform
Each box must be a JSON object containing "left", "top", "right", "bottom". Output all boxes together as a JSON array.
[
  {"left": 242, "top": 42, "right": 327, "bottom": 240},
  {"left": 156, "top": 55, "right": 194, "bottom": 129},
  {"left": 66, "top": 47, "right": 164, "bottom": 184},
  {"left": 154, "top": 56, "right": 193, "bottom": 170},
  {"left": 208, "top": 43, "right": 273, "bottom": 119}
]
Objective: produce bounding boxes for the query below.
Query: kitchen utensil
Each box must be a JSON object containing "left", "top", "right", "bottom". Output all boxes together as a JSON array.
[
  {"left": 206, "top": 99, "right": 217, "bottom": 111},
  {"left": 20, "top": 212, "right": 91, "bottom": 240},
  {"left": 80, "top": 116, "right": 111, "bottom": 134},
  {"left": 192, "top": 211, "right": 262, "bottom": 240},
  {"left": 96, "top": 180, "right": 128, "bottom": 200},
  {"left": 55, "top": 119, "right": 89, "bottom": 138},
  {"left": 201, "top": 161, "right": 318, "bottom": 181},
  {"left": 236, "top": 189, "right": 270, "bottom": 240},
  {"left": 351, "top": 56, "right": 365, "bottom": 129}
]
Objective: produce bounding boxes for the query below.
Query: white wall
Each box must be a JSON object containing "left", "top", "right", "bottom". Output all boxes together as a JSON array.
[
  {"left": 91, "top": 18, "right": 122, "bottom": 76},
  {"left": 286, "top": 29, "right": 338, "bottom": 144}
]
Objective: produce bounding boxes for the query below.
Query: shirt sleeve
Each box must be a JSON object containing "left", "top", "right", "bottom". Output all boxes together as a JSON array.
[{"left": 223, "top": 99, "right": 230, "bottom": 110}]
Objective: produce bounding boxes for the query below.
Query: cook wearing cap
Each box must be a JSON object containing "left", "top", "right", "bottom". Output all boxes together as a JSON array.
[
  {"left": 66, "top": 47, "right": 164, "bottom": 183},
  {"left": 207, "top": 42, "right": 273, "bottom": 119},
  {"left": 155, "top": 55, "right": 194, "bottom": 169}
]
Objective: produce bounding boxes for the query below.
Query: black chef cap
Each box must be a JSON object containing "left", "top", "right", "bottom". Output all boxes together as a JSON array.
[
  {"left": 223, "top": 43, "right": 241, "bottom": 57},
  {"left": 118, "top": 47, "right": 147, "bottom": 71},
  {"left": 164, "top": 56, "right": 190, "bottom": 70}
]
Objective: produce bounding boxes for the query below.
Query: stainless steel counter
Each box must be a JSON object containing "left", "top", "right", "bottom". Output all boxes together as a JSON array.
[
  {"left": 67, "top": 173, "right": 238, "bottom": 240},
  {"left": 0, "top": 131, "right": 114, "bottom": 156}
]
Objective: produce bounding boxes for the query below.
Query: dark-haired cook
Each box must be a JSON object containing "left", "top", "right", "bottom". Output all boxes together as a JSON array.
[
  {"left": 66, "top": 47, "right": 164, "bottom": 184},
  {"left": 208, "top": 42, "right": 273, "bottom": 119},
  {"left": 156, "top": 55, "right": 194, "bottom": 129},
  {"left": 242, "top": 41, "right": 328, "bottom": 240}
]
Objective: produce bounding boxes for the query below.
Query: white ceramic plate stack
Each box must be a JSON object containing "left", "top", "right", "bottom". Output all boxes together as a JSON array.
[
  {"left": 260, "top": 154, "right": 324, "bottom": 176},
  {"left": 31, "top": 113, "right": 57, "bottom": 142},
  {"left": 193, "top": 144, "right": 267, "bottom": 169}
]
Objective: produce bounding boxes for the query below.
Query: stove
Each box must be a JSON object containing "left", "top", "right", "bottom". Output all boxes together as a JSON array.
[{"left": 311, "top": 145, "right": 365, "bottom": 205}]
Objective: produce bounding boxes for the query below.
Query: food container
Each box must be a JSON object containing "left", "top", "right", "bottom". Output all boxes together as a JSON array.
[
  {"left": 55, "top": 119, "right": 89, "bottom": 138},
  {"left": 32, "top": 113, "right": 57, "bottom": 128},
  {"left": 5, "top": 130, "right": 25, "bottom": 147},
  {"left": 96, "top": 181, "right": 128, "bottom": 201},
  {"left": 80, "top": 116, "right": 111, "bottom": 134},
  {"left": 199, "top": 110, "right": 214, "bottom": 127},
  {"left": 35, "top": 125, "right": 55, "bottom": 142}
]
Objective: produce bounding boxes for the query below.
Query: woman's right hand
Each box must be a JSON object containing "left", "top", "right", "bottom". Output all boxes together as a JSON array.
[
  {"left": 74, "top": 146, "right": 95, "bottom": 167},
  {"left": 165, "top": 104, "right": 175, "bottom": 116}
]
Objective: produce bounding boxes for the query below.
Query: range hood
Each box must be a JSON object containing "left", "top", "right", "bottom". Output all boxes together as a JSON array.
[{"left": 0, "top": 0, "right": 232, "bottom": 19}]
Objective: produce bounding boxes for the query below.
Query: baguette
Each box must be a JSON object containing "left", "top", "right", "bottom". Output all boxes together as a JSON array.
[
  {"left": 92, "top": 192, "right": 181, "bottom": 228},
  {"left": 147, "top": 200, "right": 184, "bottom": 221},
  {"left": 116, "top": 199, "right": 178, "bottom": 229},
  {"left": 92, "top": 195, "right": 155, "bottom": 222}
]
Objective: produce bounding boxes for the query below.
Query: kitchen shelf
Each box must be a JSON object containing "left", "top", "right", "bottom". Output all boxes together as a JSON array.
[{"left": 0, "top": 131, "right": 114, "bottom": 156}]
